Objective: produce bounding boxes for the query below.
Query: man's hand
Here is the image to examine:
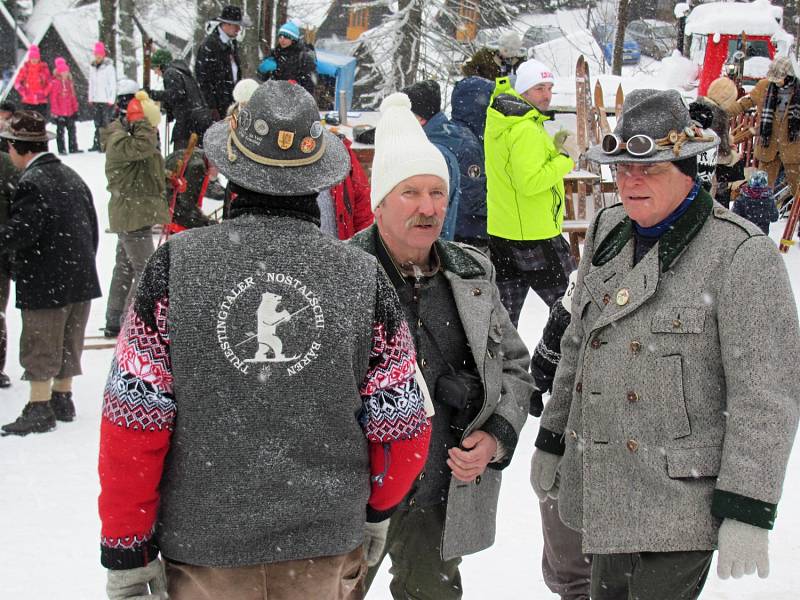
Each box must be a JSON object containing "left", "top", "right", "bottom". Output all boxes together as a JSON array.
[
  {"left": 106, "top": 559, "right": 168, "bottom": 599},
  {"left": 447, "top": 430, "right": 497, "bottom": 483},
  {"left": 717, "top": 519, "right": 769, "bottom": 580},
  {"left": 554, "top": 130, "right": 580, "bottom": 163},
  {"left": 530, "top": 449, "right": 561, "bottom": 501},
  {"left": 363, "top": 519, "right": 390, "bottom": 567}
]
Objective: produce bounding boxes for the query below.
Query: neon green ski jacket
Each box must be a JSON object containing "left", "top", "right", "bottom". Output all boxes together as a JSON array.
[{"left": 484, "top": 77, "right": 573, "bottom": 241}]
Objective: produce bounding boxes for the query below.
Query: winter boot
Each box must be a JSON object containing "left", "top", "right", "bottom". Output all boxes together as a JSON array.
[
  {"left": 50, "top": 391, "right": 75, "bottom": 422},
  {"left": 0, "top": 371, "right": 10, "bottom": 388},
  {"left": 1, "top": 402, "right": 56, "bottom": 436}
]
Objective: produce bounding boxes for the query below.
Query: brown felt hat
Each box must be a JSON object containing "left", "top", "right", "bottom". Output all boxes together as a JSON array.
[{"left": 0, "top": 110, "right": 55, "bottom": 142}]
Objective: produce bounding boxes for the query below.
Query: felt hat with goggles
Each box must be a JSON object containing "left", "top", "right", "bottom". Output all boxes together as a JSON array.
[
  {"left": 203, "top": 80, "right": 349, "bottom": 195},
  {"left": 586, "top": 88, "right": 718, "bottom": 165}
]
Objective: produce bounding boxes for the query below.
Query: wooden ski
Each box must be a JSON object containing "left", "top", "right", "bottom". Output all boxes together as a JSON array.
[
  {"left": 84, "top": 342, "right": 117, "bottom": 350},
  {"left": 594, "top": 80, "right": 611, "bottom": 134},
  {"left": 575, "top": 56, "right": 587, "bottom": 158},
  {"left": 615, "top": 84, "right": 624, "bottom": 121}
]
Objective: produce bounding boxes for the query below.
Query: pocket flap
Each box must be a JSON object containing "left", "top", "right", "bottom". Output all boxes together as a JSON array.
[
  {"left": 666, "top": 447, "right": 721, "bottom": 478},
  {"left": 651, "top": 306, "right": 707, "bottom": 334}
]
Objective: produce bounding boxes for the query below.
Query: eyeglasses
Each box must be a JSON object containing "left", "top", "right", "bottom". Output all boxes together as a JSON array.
[
  {"left": 602, "top": 133, "right": 657, "bottom": 157},
  {"left": 613, "top": 163, "right": 673, "bottom": 179}
]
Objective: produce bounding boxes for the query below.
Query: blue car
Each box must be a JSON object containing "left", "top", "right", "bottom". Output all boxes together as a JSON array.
[{"left": 592, "top": 24, "right": 641, "bottom": 65}]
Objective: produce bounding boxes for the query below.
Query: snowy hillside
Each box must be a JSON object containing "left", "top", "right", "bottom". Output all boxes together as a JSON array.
[{"left": 0, "top": 120, "right": 799, "bottom": 599}]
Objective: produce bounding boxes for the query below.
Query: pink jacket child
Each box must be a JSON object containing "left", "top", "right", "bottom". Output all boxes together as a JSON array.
[
  {"left": 15, "top": 45, "right": 52, "bottom": 106},
  {"left": 49, "top": 58, "right": 79, "bottom": 117}
]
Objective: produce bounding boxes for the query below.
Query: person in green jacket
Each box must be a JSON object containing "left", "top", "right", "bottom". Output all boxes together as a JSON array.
[
  {"left": 484, "top": 59, "right": 578, "bottom": 325},
  {"left": 102, "top": 91, "right": 169, "bottom": 337},
  {"left": 0, "top": 151, "right": 18, "bottom": 387}
]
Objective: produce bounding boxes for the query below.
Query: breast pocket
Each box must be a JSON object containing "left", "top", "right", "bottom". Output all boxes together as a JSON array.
[{"left": 651, "top": 306, "right": 707, "bottom": 334}]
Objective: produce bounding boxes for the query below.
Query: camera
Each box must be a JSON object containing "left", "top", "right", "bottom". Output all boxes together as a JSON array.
[{"left": 435, "top": 370, "right": 484, "bottom": 435}]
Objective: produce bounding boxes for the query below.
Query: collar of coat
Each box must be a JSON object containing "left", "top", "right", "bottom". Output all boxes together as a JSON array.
[
  {"left": 592, "top": 185, "right": 714, "bottom": 272},
  {"left": 350, "top": 224, "right": 486, "bottom": 279}
]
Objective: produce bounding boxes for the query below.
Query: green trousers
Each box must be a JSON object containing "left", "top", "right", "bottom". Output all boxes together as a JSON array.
[
  {"left": 591, "top": 550, "right": 713, "bottom": 600},
  {"left": 365, "top": 503, "right": 462, "bottom": 600}
]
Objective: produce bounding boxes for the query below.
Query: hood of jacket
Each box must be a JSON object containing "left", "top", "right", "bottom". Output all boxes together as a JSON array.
[
  {"left": 451, "top": 77, "right": 494, "bottom": 141},
  {"left": 167, "top": 59, "right": 193, "bottom": 77}
]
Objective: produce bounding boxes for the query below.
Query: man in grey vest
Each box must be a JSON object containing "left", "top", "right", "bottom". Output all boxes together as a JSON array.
[
  {"left": 354, "top": 92, "right": 533, "bottom": 599},
  {"left": 531, "top": 89, "right": 799, "bottom": 599},
  {"left": 98, "top": 81, "right": 431, "bottom": 600}
]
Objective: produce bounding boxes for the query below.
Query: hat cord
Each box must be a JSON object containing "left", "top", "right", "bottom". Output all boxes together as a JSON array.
[{"left": 227, "top": 128, "right": 325, "bottom": 166}]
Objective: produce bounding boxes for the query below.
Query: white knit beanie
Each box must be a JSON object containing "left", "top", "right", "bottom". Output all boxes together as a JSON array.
[
  {"left": 370, "top": 93, "right": 450, "bottom": 211},
  {"left": 514, "top": 59, "right": 556, "bottom": 95}
]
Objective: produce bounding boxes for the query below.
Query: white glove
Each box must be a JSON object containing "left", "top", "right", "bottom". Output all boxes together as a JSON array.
[
  {"left": 363, "top": 519, "right": 390, "bottom": 567},
  {"left": 530, "top": 449, "right": 561, "bottom": 501},
  {"left": 716, "top": 519, "right": 769, "bottom": 580},
  {"left": 554, "top": 130, "right": 580, "bottom": 163},
  {"left": 106, "top": 559, "right": 168, "bottom": 599}
]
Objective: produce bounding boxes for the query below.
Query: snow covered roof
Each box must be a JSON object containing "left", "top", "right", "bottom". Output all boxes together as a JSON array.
[
  {"left": 49, "top": 3, "right": 100, "bottom": 82},
  {"left": 136, "top": 0, "right": 194, "bottom": 50},
  {"left": 0, "top": 2, "right": 31, "bottom": 48},
  {"left": 685, "top": 0, "right": 784, "bottom": 36},
  {"left": 288, "top": 0, "right": 332, "bottom": 30},
  {"left": 24, "top": 0, "right": 76, "bottom": 42}
]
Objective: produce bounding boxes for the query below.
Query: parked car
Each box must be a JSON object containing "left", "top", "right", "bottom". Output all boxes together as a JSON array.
[
  {"left": 626, "top": 19, "right": 677, "bottom": 59},
  {"left": 592, "top": 23, "right": 642, "bottom": 65},
  {"left": 522, "top": 25, "right": 563, "bottom": 49}
]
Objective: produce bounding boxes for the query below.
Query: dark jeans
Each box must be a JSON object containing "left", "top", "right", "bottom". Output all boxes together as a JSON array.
[
  {"left": 365, "top": 503, "right": 462, "bottom": 600},
  {"left": 91, "top": 102, "right": 114, "bottom": 149},
  {"left": 0, "top": 270, "right": 8, "bottom": 372},
  {"left": 488, "top": 234, "right": 576, "bottom": 327},
  {"left": 54, "top": 115, "right": 79, "bottom": 153},
  {"left": 21, "top": 103, "right": 48, "bottom": 120},
  {"left": 591, "top": 551, "right": 713, "bottom": 600}
]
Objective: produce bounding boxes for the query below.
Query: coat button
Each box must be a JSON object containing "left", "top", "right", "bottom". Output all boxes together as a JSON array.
[
  {"left": 575, "top": 382, "right": 583, "bottom": 393},
  {"left": 475, "top": 475, "right": 482, "bottom": 485},
  {"left": 569, "top": 430, "right": 578, "bottom": 439},
  {"left": 626, "top": 391, "right": 639, "bottom": 403},
  {"left": 616, "top": 288, "right": 630, "bottom": 306},
  {"left": 672, "top": 318, "right": 682, "bottom": 329},
  {"left": 626, "top": 439, "right": 639, "bottom": 452},
  {"left": 420, "top": 358, "right": 427, "bottom": 368},
  {"left": 408, "top": 497, "right": 416, "bottom": 507},
  {"left": 487, "top": 348, "right": 494, "bottom": 359},
  {"left": 630, "top": 340, "right": 642, "bottom": 354},
  {"left": 418, "top": 472, "right": 426, "bottom": 481},
  {"left": 602, "top": 293, "right": 611, "bottom": 305},
  {"left": 472, "top": 287, "right": 482, "bottom": 296},
  {"left": 591, "top": 338, "right": 601, "bottom": 349}
]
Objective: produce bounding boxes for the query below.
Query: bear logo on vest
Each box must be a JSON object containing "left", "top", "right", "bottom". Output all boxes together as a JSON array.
[{"left": 216, "top": 272, "right": 325, "bottom": 380}]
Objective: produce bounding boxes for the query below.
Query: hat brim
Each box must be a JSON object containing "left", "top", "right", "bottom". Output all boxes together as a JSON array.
[
  {"left": 585, "top": 135, "right": 719, "bottom": 165},
  {"left": 218, "top": 16, "right": 253, "bottom": 26},
  {"left": 203, "top": 119, "right": 350, "bottom": 196},
  {"left": 0, "top": 129, "right": 56, "bottom": 142}
]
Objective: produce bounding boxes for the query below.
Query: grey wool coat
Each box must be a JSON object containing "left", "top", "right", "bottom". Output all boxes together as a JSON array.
[
  {"left": 351, "top": 226, "right": 534, "bottom": 560},
  {"left": 536, "top": 188, "right": 800, "bottom": 554}
]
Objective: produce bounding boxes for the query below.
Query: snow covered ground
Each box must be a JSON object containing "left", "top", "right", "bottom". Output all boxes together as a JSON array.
[{"left": 1, "top": 120, "right": 799, "bottom": 598}]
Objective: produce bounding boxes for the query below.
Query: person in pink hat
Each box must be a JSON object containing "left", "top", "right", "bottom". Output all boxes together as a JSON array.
[
  {"left": 14, "top": 45, "right": 52, "bottom": 119},
  {"left": 88, "top": 41, "right": 117, "bottom": 152},
  {"left": 49, "top": 57, "right": 82, "bottom": 155}
]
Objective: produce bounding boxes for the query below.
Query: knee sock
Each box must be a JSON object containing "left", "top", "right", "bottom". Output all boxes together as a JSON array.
[
  {"left": 52, "top": 377, "right": 73, "bottom": 393},
  {"left": 29, "top": 379, "right": 52, "bottom": 403}
]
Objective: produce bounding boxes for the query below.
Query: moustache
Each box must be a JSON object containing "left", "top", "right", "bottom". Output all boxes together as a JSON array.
[{"left": 405, "top": 215, "right": 441, "bottom": 229}]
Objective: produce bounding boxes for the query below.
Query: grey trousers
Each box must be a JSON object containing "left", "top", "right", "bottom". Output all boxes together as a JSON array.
[
  {"left": 591, "top": 550, "right": 713, "bottom": 600},
  {"left": 540, "top": 497, "right": 591, "bottom": 599},
  {"left": 365, "top": 503, "right": 463, "bottom": 600},
  {"left": 20, "top": 301, "right": 91, "bottom": 381},
  {"left": 105, "top": 229, "right": 155, "bottom": 329},
  {"left": 0, "top": 271, "right": 8, "bottom": 372}
]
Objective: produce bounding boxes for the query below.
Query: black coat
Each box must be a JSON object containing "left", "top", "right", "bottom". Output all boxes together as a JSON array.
[
  {"left": 262, "top": 42, "right": 317, "bottom": 95},
  {"left": 151, "top": 60, "right": 212, "bottom": 149},
  {"left": 195, "top": 27, "right": 241, "bottom": 119},
  {"left": 0, "top": 153, "right": 101, "bottom": 309}
]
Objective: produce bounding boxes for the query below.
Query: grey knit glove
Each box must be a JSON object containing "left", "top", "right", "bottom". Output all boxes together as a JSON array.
[
  {"left": 530, "top": 449, "right": 561, "bottom": 501},
  {"left": 717, "top": 519, "right": 769, "bottom": 579},
  {"left": 106, "top": 559, "right": 168, "bottom": 599},
  {"left": 363, "top": 519, "right": 390, "bottom": 567}
]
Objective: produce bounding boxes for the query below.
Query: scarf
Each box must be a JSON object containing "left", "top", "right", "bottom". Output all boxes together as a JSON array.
[
  {"left": 759, "top": 78, "right": 800, "bottom": 146},
  {"left": 633, "top": 181, "right": 700, "bottom": 238}
]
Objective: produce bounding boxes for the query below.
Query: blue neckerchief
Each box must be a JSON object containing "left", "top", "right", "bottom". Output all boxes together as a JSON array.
[{"left": 633, "top": 180, "right": 700, "bottom": 238}]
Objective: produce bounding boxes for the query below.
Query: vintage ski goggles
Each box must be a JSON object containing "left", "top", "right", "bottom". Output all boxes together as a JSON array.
[{"left": 602, "top": 126, "right": 715, "bottom": 158}]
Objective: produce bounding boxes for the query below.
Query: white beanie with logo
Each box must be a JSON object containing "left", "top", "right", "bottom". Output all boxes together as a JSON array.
[
  {"left": 370, "top": 92, "right": 450, "bottom": 211},
  {"left": 514, "top": 59, "right": 556, "bottom": 95}
]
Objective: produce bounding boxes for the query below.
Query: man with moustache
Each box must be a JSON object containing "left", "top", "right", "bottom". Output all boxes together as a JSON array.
[{"left": 353, "top": 92, "right": 533, "bottom": 600}]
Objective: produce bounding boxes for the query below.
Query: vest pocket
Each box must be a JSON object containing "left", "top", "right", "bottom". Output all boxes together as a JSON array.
[{"left": 657, "top": 354, "right": 691, "bottom": 439}]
